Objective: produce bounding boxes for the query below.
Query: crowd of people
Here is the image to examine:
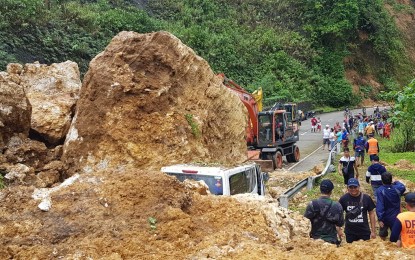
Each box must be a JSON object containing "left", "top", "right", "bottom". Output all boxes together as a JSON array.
[{"left": 304, "top": 106, "right": 415, "bottom": 249}]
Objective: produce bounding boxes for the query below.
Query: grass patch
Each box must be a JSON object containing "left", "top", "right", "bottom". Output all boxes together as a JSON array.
[
  {"left": 313, "top": 106, "right": 339, "bottom": 113},
  {"left": 377, "top": 137, "right": 415, "bottom": 182},
  {"left": 185, "top": 114, "right": 200, "bottom": 138},
  {"left": 289, "top": 171, "right": 346, "bottom": 213},
  {"left": 377, "top": 137, "right": 415, "bottom": 163},
  {"left": 0, "top": 168, "right": 6, "bottom": 189},
  {"left": 0, "top": 176, "right": 4, "bottom": 189}
]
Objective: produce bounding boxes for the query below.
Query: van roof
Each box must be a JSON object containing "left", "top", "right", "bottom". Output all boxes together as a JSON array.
[{"left": 160, "top": 163, "right": 256, "bottom": 176}]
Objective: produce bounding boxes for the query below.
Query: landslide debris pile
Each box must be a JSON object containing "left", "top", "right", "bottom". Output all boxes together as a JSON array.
[
  {"left": 62, "top": 31, "right": 247, "bottom": 175},
  {"left": 0, "top": 61, "right": 80, "bottom": 188},
  {"left": 1, "top": 170, "right": 414, "bottom": 259}
]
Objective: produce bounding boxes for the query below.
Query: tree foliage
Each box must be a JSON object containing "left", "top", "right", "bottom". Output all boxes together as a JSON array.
[
  {"left": 0, "top": 0, "right": 413, "bottom": 107},
  {"left": 383, "top": 80, "right": 415, "bottom": 152}
]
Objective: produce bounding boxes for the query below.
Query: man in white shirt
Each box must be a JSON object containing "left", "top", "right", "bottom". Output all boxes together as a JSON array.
[{"left": 323, "top": 124, "right": 331, "bottom": 150}]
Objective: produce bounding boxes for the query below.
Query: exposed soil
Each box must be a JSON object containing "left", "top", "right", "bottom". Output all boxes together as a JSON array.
[
  {"left": 386, "top": 0, "right": 415, "bottom": 64},
  {"left": 1, "top": 168, "right": 414, "bottom": 259}
]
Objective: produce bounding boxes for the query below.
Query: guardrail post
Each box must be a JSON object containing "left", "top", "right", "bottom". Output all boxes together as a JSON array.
[
  {"left": 279, "top": 195, "right": 289, "bottom": 208},
  {"left": 307, "top": 176, "right": 314, "bottom": 191}
]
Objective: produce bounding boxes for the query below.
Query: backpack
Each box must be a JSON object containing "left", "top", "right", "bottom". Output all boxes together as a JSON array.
[{"left": 310, "top": 199, "right": 333, "bottom": 237}]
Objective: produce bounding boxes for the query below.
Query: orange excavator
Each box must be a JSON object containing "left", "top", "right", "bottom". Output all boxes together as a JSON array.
[{"left": 218, "top": 73, "right": 300, "bottom": 171}]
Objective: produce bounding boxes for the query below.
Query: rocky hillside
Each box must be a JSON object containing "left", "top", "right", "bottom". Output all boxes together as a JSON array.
[
  {"left": 1, "top": 24, "right": 414, "bottom": 260},
  {"left": 0, "top": 0, "right": 414, "bottom": 108}
]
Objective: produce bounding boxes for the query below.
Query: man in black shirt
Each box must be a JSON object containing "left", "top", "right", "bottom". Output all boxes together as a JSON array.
[
  {"left": 304, "top": 179, "right": 344, "bottom": 245},
  {"left": 339, "top": 178, "right": 377, "bottom": 243}
]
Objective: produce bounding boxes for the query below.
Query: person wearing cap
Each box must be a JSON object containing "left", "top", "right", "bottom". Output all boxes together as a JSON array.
[
  {"left": 364, "top": 122, "right": 375, "bottom": 139},
  {"left": 304, "top": 179, "right": 344, "bottom": 245},
  {"left": 338, "top": 147, "right": 358, "bottom": 186},
  {"left": 353, "top": 132, "right": 366, "bottom": 167},
  {"left": 390, "top": 193, "right": 415, "bottom": 248},
  {"left": 375, "top": 172, "right": 406, "bottom": 241},
  {"left": 322, "top": 125, "right": 331, "bottom": 150},
  {"left": 365, "top": 155, "right": 386, "bottom": 201},
  {"left": 365, "top": 134, "right": 379, "bottom": 162},
  {"left": 339, "top": 178, "right": 377, "bottom": 243}
]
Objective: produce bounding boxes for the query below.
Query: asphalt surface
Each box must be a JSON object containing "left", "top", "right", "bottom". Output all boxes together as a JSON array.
[{"left": 285, "top": 106, "right": 387, "bottom": 172}]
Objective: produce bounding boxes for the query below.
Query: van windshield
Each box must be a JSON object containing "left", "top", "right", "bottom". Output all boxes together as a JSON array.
[{"left": 165, "top": 173, "right": 223, "bottom": 195}]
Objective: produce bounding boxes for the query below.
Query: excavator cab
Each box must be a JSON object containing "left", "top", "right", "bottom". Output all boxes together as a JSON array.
[
  {"left": 255, "top": 110, "right": 300, "bottom": 171},
  {"left": 257, "top": 110, "right": 291, "bottom": 147}
]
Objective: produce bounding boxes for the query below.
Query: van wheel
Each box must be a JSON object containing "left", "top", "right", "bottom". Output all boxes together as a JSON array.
[{"left": 286, "top": 145, "right": 300, "bottom": 163}]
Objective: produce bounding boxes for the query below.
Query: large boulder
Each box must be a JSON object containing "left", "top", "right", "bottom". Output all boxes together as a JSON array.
[
  {"left": 0, "top": 72, "right": 31, "bottom": 148},
  {"left": 16, "top": 61, "right": 81, "bottom": 145},
  {"left": 63, "top": 31, "right": 247, "bottom": 174}
]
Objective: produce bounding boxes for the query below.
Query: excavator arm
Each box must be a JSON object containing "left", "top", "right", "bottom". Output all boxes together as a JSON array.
[{"left": 218, "top": 73, "right": 260, "bottom": 146}]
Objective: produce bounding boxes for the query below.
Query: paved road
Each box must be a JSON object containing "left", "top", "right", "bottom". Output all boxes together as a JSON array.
[{"left": 284, "top": 106, "right": 387, "bottom": 172}]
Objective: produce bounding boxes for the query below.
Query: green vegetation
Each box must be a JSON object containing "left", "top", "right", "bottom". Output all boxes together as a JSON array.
[
  {"left": 148, "top": 217, "right": 157, "bottom": 230},
  {"left": 313, "top": 106, "right": 340, "bottom": 113},
  {"left": 377, "top": 137, "right": 415, "bottom": 182},
  {"left": 290, "top": 172, "right": 346, "bottom": 213},
  {"left": 185, "top": 114, "right": 200, "bottom": 138},
  {"left": 0, "top": 0, "right": 414, "bottom": 107},
  {"left": 383, "top": 80, "right": 415, "bottom": 152},
  {"left": 0, "top": 168, "right": 6, "bottom": 189},
  {"left": 0, "top": 0, "right": 162, "bottom": 73},
  {"left": 0, "top": 175, "right": 4, "bottom": 190}
]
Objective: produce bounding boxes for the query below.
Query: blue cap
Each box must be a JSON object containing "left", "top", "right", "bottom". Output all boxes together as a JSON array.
[
  {"left": 320, "top": 179, "right": 334, "bottom": 193},
  {"left": 347, "top": 178, "right": 360, "bottom": 187},
  {"left": 405, "top": 193, "right": 415, "bottom": 203}
]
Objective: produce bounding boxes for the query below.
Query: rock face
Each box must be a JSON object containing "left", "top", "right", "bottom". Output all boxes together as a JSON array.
[
  {"left": 0, "top": 72, "right": 31, "bottom": 148},
  {"left": 17, "top": 61, "right": 81, "bottom": 145},
  {"left": 4, "top": 136, "right": 50, "bottom": 171},
  {"left": 63, "top": 31, "right": 247, "bottom": 174}
]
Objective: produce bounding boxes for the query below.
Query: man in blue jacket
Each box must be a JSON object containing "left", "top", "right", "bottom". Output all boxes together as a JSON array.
[
  {"left": 353, "top": 132, "right": 366, "bottom": 167},
  {"left": 366, "top": 155, "right": 387, "bottom": 202},
  {"left": 375, "top": 172, "right": 405, "bottom": 240}
]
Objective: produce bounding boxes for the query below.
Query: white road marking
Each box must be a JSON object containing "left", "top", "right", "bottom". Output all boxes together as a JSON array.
[
  {"left": 301, "top": 131, "right": 308, "bottom": 135},
  {"left": 287, "top": 145, "right": 324, "bottom": 171}
]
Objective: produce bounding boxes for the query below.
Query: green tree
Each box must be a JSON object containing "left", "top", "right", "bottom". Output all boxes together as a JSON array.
[{"left": 386, "top": 79, "right": 415, "bottom": 152}]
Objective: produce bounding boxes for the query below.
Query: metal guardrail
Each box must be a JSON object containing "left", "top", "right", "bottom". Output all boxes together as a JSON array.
[{"left": 279, "top": 141, "right": 339, "bottom": 208}]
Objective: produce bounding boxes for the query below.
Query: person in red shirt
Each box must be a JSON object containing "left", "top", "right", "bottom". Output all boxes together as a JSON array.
[
  {"left": 311, "top": 116, "right": 317, "bottom": 133},
  {"left": 334, "top": 122, "right": 342, "bottom": 132}
]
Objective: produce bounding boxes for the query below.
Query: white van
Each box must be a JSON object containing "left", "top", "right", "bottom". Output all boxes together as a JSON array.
[{"left": 161, "top": 164, "right": 267, "bottom": 196}]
